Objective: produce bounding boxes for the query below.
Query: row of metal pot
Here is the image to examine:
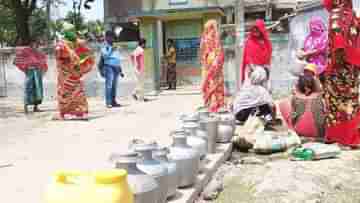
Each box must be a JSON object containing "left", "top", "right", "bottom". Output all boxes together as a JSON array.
[{"left": 109, "top": 109, "right": 236, "bottom": 203}]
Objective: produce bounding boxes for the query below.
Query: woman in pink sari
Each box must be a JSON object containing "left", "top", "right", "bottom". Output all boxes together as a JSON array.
[
  {"left": 300, "top": 16, "right": 328, "bottom": 82},
  {"left": 200, "top": 20, "right": 225, "bottom": 112}
]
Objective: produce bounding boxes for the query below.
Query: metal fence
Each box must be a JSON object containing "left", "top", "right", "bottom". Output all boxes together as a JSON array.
[
  {"left": 0, "top": 51, "right": 11, "bottom": 97},
  {"left": 353, "top": 0, "right": 360, "bottom": 11}
]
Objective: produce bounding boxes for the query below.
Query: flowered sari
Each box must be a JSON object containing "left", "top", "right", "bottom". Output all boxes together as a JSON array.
[
  {"left": 200, "top": 20, "right": 225, "bottom": 113},
  {"left": 322, "top": 0, "right": 360, "bottom": 146},
  {"left": 55, "top": 39, "right": 94, "bottom": 119}
]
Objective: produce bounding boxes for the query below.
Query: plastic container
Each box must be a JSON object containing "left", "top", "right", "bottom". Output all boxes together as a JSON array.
[
  {"left": 292, "top": 143, "right": 341, "bottom": 161},
  {"left": 291, "top": 148, "right": 315, "bottom": 161},
  {"left": 45, "top": 170, "right": 134, "bottom": 203},
  {"left": 254, "top": 130, "right": 301, "bottom": 154}
]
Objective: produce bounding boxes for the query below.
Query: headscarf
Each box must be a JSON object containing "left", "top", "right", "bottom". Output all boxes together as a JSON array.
[
  {"left": 233, "top": 67, "right": 273, "bottom": 114},
  {"left": 241, "top": 19, "right": 272, "bottom": 82},
  {"left": 304, "top": 63, "right": 317, "bottom": 75},
  {"left": 250, "top": 66, "right": 268, "bottom": 86},
  {"left": 323, "top": 0, "right": 360, "bottom": 71},
  {"left": 14, "top": 39, "right": 48, "bottom": 72},
  {"left": 61, "top": 22, "right": 77, "bottom": 42},
  {"left": 200, "top": 20, "right": 224, "bottom": 69},
  {"left": 322, "top": 0, "right": 352, "bottom": 11},
  {"left": 309, "top": 16, "right": 326, "bottom": 37}
]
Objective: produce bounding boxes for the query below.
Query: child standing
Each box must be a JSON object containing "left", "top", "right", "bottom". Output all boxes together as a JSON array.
[
  {"left": 131, "top": 39, "right": 147, "bottom": 102},
  {"left": 13, "top": 38, "right": 48, "bottom": 114}
]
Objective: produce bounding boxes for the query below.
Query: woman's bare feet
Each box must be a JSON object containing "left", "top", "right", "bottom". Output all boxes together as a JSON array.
[{"left": 52, "top": 114, "right": 64, "bottom": 121}]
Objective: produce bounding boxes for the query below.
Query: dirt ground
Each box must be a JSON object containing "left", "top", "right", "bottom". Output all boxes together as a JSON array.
[
  {"left": 198, "top": 147, "right": 360, "bottom": 203},
  {"left": 0, "top": 92, "right": 203, "bottom": 203}
]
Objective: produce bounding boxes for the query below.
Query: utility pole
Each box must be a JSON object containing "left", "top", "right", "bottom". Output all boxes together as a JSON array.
[
  {"left": 235, "top": 0, "right": 245, "bottom": 90},
  {"left": 46, "top": 0, "right": 51, "bottom": 49},
  {"left": 72, "top": 0, "right": 83, "bottom": 30}
]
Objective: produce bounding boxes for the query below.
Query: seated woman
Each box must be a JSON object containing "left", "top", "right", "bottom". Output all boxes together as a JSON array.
[
  {"left": 233, "top": 67, "right": 276, "bottom": 124},
  {"left": 292, "top": 63, "right": 322, "bottom": 94},
  {"left": 279, "top": 74, "right": 326, "bottom": 140}
]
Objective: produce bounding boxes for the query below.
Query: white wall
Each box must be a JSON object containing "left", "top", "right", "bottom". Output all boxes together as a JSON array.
[{"left": 0, "top": 46, "right": 155, "bottom": 100}]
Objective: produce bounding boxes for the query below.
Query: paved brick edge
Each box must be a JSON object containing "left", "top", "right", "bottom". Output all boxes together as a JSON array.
[{"left": 170, "top": 143, "right": 233, "bottom": 203}]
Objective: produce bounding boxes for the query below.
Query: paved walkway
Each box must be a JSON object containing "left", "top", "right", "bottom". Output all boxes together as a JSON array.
[{"left": 0, "top": 91, "right": 202, "bottom": 203}]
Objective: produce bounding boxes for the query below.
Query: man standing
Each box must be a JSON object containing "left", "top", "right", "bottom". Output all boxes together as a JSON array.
[
  {"left": 165, "top": 39, "right": 177, "bottom": 90},
  {"left": 101, "top": 31, "right": 124, "bottom": 108},
  {"left": 14, "top": 38, "right": 48, "bottom": 114},
  {"left": 131, "top": 38, "right": 147, "bottom": 102}
]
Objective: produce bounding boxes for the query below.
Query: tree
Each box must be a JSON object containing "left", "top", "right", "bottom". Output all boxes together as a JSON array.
[
  {"left": 0, "top": 0, "right": 65, "bottom": 45},
  {"left": 0, "top": 4, "right": 16, "bottom": 47},
  {"left": 0, "top": 0, "right": 96, "bottom": 45},
  {"left": 29, "top": 8, "right": 48, "bottom": 42},
  {"left": 0, "top": 0, "right": 40, "bottom": 45},
  {"left": 0, "top": 2, "right": 47, "bottom": 47},
  {"left": 87, "top": 20, "right": 104, "bottom": 38},
  {"left": 64, "top": 10, "right": 86, "bottom": 31}
]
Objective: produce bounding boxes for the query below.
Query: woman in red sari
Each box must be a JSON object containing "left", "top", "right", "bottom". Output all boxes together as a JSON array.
[
  {"left": 200, "top": 20, "right": 225, "bottom": 113},
  {"left": 54, "top": 23, "right": 95, "bottom": 120},
  {"left": 241, "top": 19, "right": 272, "bottom": 88},
  {"left": 322, "top": 0, "right": 360, "bottom": 147}
]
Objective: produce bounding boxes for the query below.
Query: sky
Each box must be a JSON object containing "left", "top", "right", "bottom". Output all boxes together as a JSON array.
[{"left": 52, "top": 0, "right": 104, "bottom": 21}]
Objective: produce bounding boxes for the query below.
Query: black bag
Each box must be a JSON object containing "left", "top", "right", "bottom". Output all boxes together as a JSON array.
[{"left": 98, "top": 55, "right": 105, "bottom": 78}]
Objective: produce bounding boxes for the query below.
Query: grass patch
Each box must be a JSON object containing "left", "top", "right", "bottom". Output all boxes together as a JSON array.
[{"left": 215, "top": 176, "right": 256, "bottom": 203}]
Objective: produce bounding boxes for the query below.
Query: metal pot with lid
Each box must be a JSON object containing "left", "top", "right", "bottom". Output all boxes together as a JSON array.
[
  {"left": 216, "top": 110, "right": 236, "bottom": 143},
  {"left": 135, "top": 143, "right": 169, "bottom": 203},
  {"left": 109, "top": 152, "right": 159, "bottom": 203},
  {"left": 153, "top": 147, "right": 179, "bottom": 199},
  {"left": 182, "top": 122, "right": 207, "bottom": 159},
  {"left": 199, "top": 116, "right": 219, "bottom": 153},
  {"left": 168, "top": 129, "right": 200, "bottom": 188}
]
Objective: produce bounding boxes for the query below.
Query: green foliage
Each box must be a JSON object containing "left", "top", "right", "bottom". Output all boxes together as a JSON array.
[
  {"left": 29, "top": 8, "right": 48, "bottom": 41},
  {"left": 57, "top": 10, "right": 104, "bottom": 41},
  {"left": 0, "top": 4, "right": 16, "bottom": 46},
  {"left": 0, "top": 0, "right": 64, "bottom": 45},
  {"left": 0, "top": 0, "right": 103, "bottom": 45},
  {"left": 64, "top": 10, "right": 86, "bottom": 31},
  {"left": 86, "top": 20, "right": 104, "bottom": 37}
]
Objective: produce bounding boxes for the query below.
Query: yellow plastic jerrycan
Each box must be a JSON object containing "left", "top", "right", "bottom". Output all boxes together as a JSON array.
[{"left": 45, "top": 169, "right": 134, "bottom": 203}]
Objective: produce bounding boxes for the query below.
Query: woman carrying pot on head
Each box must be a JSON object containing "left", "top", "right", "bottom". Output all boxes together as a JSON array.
[
  {"left": 200, "top": 19, "right": 225, "bottom": 113},
  {"left": 241, "top": 19, "right": 272, "bottom": 90},
  {"left": 53, "top": 22, "right": 95, "bottom": 120},
  {"left": 232, "top": 67, "right": 276, "bottom": 124}
]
